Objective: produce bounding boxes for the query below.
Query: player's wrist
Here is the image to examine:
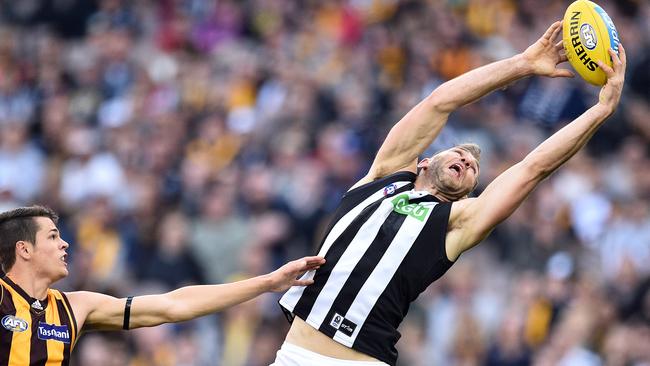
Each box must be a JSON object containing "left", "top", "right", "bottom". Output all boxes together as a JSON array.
[
  {"left": 511, "top": 53, "right": 536, "bottom": 77},
  {"left": 258, "top": 272, "right": 276, "bottom": 292},
  {"left": 594, "top": 102, "right": 616, "bottom": 117}
]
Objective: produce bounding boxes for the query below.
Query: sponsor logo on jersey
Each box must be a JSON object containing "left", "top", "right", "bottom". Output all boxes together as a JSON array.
[
  {"left": 37, "top": 322, "right": 70, "bottom": 343},
  {"left": 31, "top": 300, "right": 44, "bottom": 311},
  {"left": 2, "top": 315, "right": 28, "bottom": 332},
  {"left": 329, "top": 313, "right": 357, "bottom": 337},
  {"left": 391, "top": 194, "right": 430, "bottom": 221}
]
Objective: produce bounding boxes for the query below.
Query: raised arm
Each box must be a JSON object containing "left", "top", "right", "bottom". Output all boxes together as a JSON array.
[
  {"left": 446, "top": 45, "right": 626, "bottom": 260},
  {"left": 353, "top": 21, "right": 573, "bottom": 188},
  {"left": 66, "top": 256, "right": 325, "bottom": 331}
]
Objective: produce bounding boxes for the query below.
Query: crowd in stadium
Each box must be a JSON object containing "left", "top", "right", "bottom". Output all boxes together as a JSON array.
[{"left": 0, "top": 0, "right": 649, "bottom": 365}]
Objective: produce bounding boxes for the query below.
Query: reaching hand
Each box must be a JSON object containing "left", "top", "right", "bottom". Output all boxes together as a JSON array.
[
  {"left": 266, "top": 256, "right": 326, "bottom": 292},
  {"left": 596, "top": 44, "right": 626, "bottom": 114},
  {"left": 521, "top": 21, "right": 574, "bottom": 78}
]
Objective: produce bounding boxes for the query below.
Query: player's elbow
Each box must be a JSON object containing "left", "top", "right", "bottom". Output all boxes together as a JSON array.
[
  {"left": 424, "top": 89, "right": 455, "bottom": 114},
  {"left": 519, "top": 159, "right": 551, "bottom": 182},
  {"left": 156, "top": 295, "right": 189, "bottom": 324}
]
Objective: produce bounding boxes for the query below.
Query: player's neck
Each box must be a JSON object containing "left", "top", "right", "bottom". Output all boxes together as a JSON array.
[
  {"left": 414, "top": 177, "right": 452, "bottom": 202},
  {"left": 5, "top": 267, "right": 50, "bottom": 300}
]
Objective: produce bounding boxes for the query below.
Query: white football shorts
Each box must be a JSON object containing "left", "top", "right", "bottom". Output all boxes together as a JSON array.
[{"left": 270, "top": 342, "right": 389, "bottom": 366}]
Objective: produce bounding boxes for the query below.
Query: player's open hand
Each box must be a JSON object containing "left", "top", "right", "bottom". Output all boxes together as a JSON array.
[
  {"left": 521, "top": 21, "right": 574, "bottom": 78},
  {"left": 266, "top": 256, "right": 326, "bottom": 292},
  {"left": 596, "top": 43, "right": 626, "bottom": 114}
]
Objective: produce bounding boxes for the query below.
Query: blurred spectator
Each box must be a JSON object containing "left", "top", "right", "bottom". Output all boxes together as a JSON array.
[
  {"left": 137, "top": 210, "right": 206, "bottom": 288},
  {"left": 0, "top": 121, "right": 45, "bottom": 201},
  {"left": 190, "top": 183, "right": 251, "bottom": 284}
]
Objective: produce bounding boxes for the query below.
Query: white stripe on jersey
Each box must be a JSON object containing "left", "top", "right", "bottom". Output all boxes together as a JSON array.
[
  {"left": 279, "top": 181, "right": 412, "bottom": 312},
  {"left": 305, "top": 197, "right": 396, "bottom": 328},
  {"left": 333, "top": 199, "right": 437, "bottom": 346}
]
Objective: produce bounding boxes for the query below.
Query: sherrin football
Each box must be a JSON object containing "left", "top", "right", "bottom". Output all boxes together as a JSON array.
[{"left": 562, "top": 0, "right": 620, "bottom": 86}]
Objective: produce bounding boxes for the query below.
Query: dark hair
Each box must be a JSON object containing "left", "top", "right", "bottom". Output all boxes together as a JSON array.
[{"left": 0, "top": 206, "right": 59, "bottom": 272}]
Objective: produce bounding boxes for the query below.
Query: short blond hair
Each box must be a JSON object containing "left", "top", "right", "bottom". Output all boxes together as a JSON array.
[{"left": 456, "top": 143, "right": 481, "bottom": 163}]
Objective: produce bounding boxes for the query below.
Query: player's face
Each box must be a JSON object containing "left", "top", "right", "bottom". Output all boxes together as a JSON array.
[
  {"left": 32, "top": 217, "right": 69, "bottom": 282},
  {"left": 423, "top": 148, "right": 479, "bottom": 200}
]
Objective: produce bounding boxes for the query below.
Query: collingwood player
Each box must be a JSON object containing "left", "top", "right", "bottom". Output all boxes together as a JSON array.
[
  {"left": 0, "top": 206, "right": 324, "bottom": 365},
  {"left": 275, "top": 22, "right": 625, "bottom": 365}
]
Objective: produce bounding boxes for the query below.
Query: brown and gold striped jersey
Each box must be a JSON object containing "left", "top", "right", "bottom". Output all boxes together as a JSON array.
[{"left": 0, "top": 276, "right": 78, "bottom": 366}]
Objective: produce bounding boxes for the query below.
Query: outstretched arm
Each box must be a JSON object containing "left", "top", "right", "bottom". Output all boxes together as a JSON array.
[
  {"left": 67, "top": 256, "right": 325, "bottom": 331},
  {"left": 446, "top": 46, "right": 626, "bottom": 260},
  {"left": 353, "top": 21, "right": 572, "bottom": 188}
]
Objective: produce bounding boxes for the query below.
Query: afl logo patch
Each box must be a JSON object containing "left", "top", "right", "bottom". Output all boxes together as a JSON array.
[
  {"left": 383, "top": 183, "right": 397, "bottom": 196},
  {"left": 330, "top": 313, "right": 343, "bottom": 329},
  {"left": 579, "top": 23, "right": 598, "bottom": 50},
  {"left": 2, "top": 315, "right": 28, "bottom": 332}
]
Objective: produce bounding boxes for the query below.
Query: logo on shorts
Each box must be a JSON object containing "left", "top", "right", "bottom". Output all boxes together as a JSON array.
[
  {"left": 579, "top": 23, "right": 598, "bottom": 50},
  {"left": 37, "top": 322, "right": 70, "bottom": 343},
  {"left": 2, "top": 315, "right": 28, "bottom": 332},
  {"left": 329, "top": 313, "right": 357, "bottom": 337},
  {"left": 383, "top": 183, "right": 397, "bottom": 196}
]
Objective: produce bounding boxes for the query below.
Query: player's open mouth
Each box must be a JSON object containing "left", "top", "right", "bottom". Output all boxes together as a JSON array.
[
  {"left": 449, "top": 163, "right": 463, "bottom": 177},
  {"left": 61, "top": 254, "right": 67, "bottom": 266}
]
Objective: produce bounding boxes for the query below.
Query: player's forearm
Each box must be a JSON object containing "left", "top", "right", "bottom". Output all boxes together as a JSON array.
[
  {"left": 432, "top": 54, "right": 533, "bottom": 113},
  {"left": 523, "top": 103, "right": 613, "bottom": 179},
  {"left": 164, "top": 275, "right": 273, "bottom": 322},
  {"left": 368, "top": 55, "right": 532, "bottom": 177}
]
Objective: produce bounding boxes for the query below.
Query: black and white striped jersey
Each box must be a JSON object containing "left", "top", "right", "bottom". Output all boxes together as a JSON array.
[{"left": 279, "top": 171, "right": 455, "bottom": 365}]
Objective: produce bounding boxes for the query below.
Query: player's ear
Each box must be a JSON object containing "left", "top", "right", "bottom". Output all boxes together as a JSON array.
[
  {"left": 417, "top": 158, "right": 430, "bottom": 170},
  {"left": 15, "top": 241, "right": 33, "bottom": 260}
]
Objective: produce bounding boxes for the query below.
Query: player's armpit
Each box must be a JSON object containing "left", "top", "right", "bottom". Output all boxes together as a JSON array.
[{"left": 446, "top": 161, "right": 542, "bottom": 258}]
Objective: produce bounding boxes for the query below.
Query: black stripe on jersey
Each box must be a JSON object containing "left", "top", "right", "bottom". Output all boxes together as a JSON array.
[
  {"left": 30, "top": 311, "right": 47, "bottom": 366},
  {"left": 0, "top": 284, "right": 16, "bottom": 366},
  {"left": 294, "top": 198, "right": 386, "bottom": 317},
  {"left": 55, "top": 299, "right": 72, "bottom": 365},
  {"left": 319, "top": 211, "right": 408, "bottom": 338},
  {"left": 60, "top": 293, "right": 78, "bottom": 339},
  {"left": 418, "top": 202, "right": 454, "bottom": 284},
  {"left": 352, "top": 202, "right": 454, "bottom": 365}
]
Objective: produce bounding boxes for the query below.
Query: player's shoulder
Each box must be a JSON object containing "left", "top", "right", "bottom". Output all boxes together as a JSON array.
[
  {"left": 63, "top": 291, "right": 105, "bottom": 313},
  {"left": 64, "top": 290, "right": 115, "bottom": 304},
  {"left": 64, "top": 291, "right": 119, "bottom": 326},
  {"left": 346, "top": 170, "right": 417, "bottom": 196}
]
